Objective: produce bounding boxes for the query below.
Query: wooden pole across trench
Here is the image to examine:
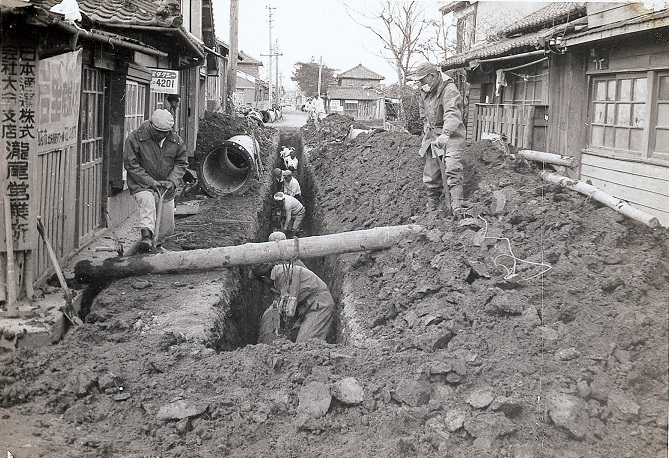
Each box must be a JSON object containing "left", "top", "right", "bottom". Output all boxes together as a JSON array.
[{"left": 75, "top": 224, "right": 425, "bottom": 283}]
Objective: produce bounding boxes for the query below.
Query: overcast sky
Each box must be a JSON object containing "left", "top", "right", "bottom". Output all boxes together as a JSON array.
[{"left": 212, "top": 0, "right": 444, "bottom": 91}]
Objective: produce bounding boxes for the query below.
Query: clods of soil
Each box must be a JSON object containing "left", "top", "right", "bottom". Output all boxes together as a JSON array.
[{"left": 0, "top": 119, "right": 667, "bottom": 457}]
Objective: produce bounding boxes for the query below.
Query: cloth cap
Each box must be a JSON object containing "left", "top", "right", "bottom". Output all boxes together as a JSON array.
[
  {"left": 408, "top": 61, "right": 439, "bottom": 81},
  {"left": 282, "top": 170, "right": 292, "bottom": 177},
  {"left": 274, "top": 192, "right": 285, "bottom": 201},
  {"left": 268, "top": 231, "right": 287, "bottom": 242},
  {"left": 273, "top": 167, "right": 283, "bottom": 177},
  {"left": 150, "top": 109, "right": 174, "bottom": 131}
]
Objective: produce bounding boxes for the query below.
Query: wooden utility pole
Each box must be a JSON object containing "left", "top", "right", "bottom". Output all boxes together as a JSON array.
[
  {"left": 317, "top": 56, "right": 323, "bottom": 96},
  {"left": 226, "top": 0, "right": 239, "bottom": 115},
  {"left": 75, "top": 225, "right": 425, "bottom": 283},
  {"left": 266, "top": 5, "right": 275, "bottom": 107}
]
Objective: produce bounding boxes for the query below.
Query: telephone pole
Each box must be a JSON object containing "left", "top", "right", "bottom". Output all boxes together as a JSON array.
[
  {"left": 226, "top": 0, "right": 239, "bottom": 114},
  {"left": 274, "top": 39, "right": 282, "bottom": 105},
  {"left": 266, "top": 5, "right": 275, "bottom": 108}
]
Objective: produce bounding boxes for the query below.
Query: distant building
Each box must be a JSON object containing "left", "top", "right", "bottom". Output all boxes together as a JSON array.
[{"left": 327, "top": 64, "right": 385, "bottom": 120}]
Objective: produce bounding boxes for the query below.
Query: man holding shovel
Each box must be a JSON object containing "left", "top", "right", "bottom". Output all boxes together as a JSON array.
[
  {"left": 124, "top": 109, "right": 188, "bottom": 253},
  {"left": 408, "top": 62, "right": 467, "bottom": 219}
]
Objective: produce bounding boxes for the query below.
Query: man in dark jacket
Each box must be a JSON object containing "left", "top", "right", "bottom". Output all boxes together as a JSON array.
[
  {"left": 409, "top": 61, "right": 467, "bottom": 219},
  {"left": 123, "top": 109, "right": 188, "bottom": 252}
]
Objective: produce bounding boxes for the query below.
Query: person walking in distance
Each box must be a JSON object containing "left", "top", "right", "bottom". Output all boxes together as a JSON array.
[
  {"left": 274, "top": 191, "right": 305, "bottom": 237},
  {"left": 124, "top": 109, "right": 188, "bottom": 252},
  {"left": 408, "top": 61, "right": 467, "bottom": 219}
]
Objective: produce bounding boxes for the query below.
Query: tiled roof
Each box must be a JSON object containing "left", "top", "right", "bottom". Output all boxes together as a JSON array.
[
  {"left": 499, "top": 2, "right": 586, "bottom": 37},
  {"left": 442, "top": 29, "right": 548, "bottom": 69},
  {"left": 239, "top": 50, "right": 263, "bottom": 65},
  {"left": 327, "top": 86, "right": 382, "bottom": 101},
  {"left": 30, "top": 0, "right": 183, "bottom": 27},
  {"left": 338, "top": 64, "right": 384, "bottom": 81}
]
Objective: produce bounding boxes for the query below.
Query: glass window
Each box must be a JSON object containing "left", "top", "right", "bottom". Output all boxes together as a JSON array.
[
  {"left": 633, "top": 78, "right": 646, "bottom": 101},
  {"left": 595, "top": 81, "right": 606, "bottom": 100},
  {"left": 607, "top": 80, "right": 616, "bottom": 100},
  {"left": 617, "top": 105, "right": 630, "bottom": 126},
  {"left": 658, "top": 76, "right": 669, "bottom": 100},
  {"left": 632, "top": 104, "right": 645, "bottom": 127},
  {"left": 618, "top": 79, "right": 631, "bottom": 101}
]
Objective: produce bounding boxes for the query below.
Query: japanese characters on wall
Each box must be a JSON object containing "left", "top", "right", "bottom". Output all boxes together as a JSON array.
[{"left": 1, "top": 36, "right": 38, "bottom": 252}]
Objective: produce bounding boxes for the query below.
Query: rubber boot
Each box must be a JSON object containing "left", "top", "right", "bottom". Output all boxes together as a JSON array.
[
  {"left": 449, "top": 185, "right": 465, "bottom": 219},
  {"left": 139, "top": 228, "right": 153, "bottom": 253},
  {"left": 425, "top": 188, "right": 442, "bottom": 212}
]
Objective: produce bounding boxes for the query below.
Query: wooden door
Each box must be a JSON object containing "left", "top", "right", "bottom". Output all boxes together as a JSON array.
[{"left": 77, "top": 66, "right": 105, "bottom": 245}]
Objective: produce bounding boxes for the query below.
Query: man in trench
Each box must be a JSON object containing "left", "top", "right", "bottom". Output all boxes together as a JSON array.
[
  {"left": 250, "top": 236, "right": 335, "bottom": 344},
  {"left": 408, "top": 61, "right": 467, "bottom": 219},
  {"left": 281, "top": 170, "right": 302, "bottom": 202},
  {"left": 274, "top": 191, "right": 305, "bottom": 237}
]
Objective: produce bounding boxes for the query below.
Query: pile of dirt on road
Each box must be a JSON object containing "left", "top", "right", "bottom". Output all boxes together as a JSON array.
[
  {"left": 0, "top": 127, "right": 666, "bottom": 457},
  {"left": 195, "top": 110, "right": 273, "bottom": 161},
  {"left": 301, "top": 112, "right": 371, "bottom": 146}
]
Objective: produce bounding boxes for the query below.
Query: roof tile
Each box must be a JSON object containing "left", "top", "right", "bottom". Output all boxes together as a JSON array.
[
  {"left": 499, "top": 2, "right": 586, "bottom": 37},
  {"left": 338, "top": 64, "right": 384, "bottom": 81}
]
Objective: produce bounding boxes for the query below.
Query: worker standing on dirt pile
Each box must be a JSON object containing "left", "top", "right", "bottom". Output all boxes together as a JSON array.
[
  {"left": 313, "top": 94, "right": 326, "bottom": 121},
  {"left": 284, "top": 149, "right": 298, "bottom": 171},
  {"left": 281, "top": 170, "right": 302, "bottom": 201},
  {"left": 274, "top": 191, "right": 305, "bottom": 237},
  {"left": 408, "top": 61, "right": 467, "bottom": 219},
  {"left": 124, "top": 109, "right": 188, "bottom": 253}
]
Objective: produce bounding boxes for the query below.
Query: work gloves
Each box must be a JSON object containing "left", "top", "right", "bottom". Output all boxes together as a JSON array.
[
  {"left": 151, "top": 180, "right": 175, "bottom": 192},
  {"left": 433, "top": 133, "right": 450, "bottom": 150}
]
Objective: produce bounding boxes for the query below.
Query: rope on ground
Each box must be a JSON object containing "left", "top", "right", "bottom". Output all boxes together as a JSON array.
[{"left": 478, "top": 215, "right": 552, "bottom": 281}]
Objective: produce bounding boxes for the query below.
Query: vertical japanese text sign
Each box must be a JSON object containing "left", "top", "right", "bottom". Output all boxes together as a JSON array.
[{"left": 1, "top": 36, "right": 38, "bottom": 252}]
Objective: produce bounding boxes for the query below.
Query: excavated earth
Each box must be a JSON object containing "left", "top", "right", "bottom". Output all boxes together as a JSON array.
[{"left": 0, "top": 113, "right": 668, "bottom": 457}]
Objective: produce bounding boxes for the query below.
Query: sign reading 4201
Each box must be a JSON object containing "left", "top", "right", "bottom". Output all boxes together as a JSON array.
[{"left": 150, "top": 69, "right": 179, "bottom": 94}]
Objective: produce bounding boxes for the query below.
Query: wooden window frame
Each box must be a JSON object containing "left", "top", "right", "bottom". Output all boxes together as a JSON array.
[{"left": 588, "top": 70, "right": 668, "bottom": 162}]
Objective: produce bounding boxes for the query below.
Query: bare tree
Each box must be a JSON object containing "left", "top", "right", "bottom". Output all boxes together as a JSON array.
[{"left": 342, "top": 1, "right": 437, "bottom": 87}]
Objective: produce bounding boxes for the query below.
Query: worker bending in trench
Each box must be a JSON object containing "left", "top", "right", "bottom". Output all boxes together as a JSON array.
[
  {"left": 124, "top": 109, "right": 188, "bottom": 252},
  {"left": 274, "top": 191, "right": 305, "bottom": 237},
  {"left": 250, "top": 232, "right": 334, "bottom": 343}
]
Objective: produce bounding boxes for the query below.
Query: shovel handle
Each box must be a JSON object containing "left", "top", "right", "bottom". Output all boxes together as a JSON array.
[
  {"left": 36, "top": 216, "right": 73, "bottom": 305},
  {"left": 153, "top": 188, "right": 168, "bottom": 252}
]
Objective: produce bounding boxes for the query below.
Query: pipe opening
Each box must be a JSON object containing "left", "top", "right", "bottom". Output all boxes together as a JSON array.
[{"left": 199, "top": 135, "right": 258, "bottom": 196}]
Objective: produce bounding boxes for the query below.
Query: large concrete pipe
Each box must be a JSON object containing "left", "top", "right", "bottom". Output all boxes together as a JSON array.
[{"left": 199, "top": 135, "right": 259, "bottom": 196}]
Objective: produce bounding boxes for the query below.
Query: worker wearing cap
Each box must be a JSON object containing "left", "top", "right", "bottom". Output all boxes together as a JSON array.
[
  {"left": 408, "top": 61, "right": 467, "bottom": 219},
  {"left": 284, "top": 149, "right": 298, "bottom": 171},
  {"left": 270, "top": 263, "right": 335, "bottom": 342},
  {"left": 274, "top": 191, "right": 305, "bottom": 237},
  {"left": 124, "top": 109, "right": 188, "bottom": 252},
  {"left": 281, "top": 170, "right": 302, "bottom": 201}
]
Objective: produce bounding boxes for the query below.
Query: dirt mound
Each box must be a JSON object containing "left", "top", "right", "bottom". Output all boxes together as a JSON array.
[
  {"left": 301, "top": 112, "right": 370, "bottom": 146},
  {"left": 308, "top": 132, "right": 669, "bottom": 455},
  {"left": 196, "top": 111, "right": 273, "bottom": 160},
  {"left": 0, "top": 127, "right": 666, "bottom": 457}
]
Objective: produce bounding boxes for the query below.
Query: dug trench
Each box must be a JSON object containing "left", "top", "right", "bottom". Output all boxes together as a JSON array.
[{"left": 0, "top": 113, "right": 667, "bottom": 457}]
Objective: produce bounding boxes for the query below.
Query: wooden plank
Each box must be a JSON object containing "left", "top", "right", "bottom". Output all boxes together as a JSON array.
[
  {"left": 581, "top": 163, "right": 669, "bottom": 198},
  {"left": 524, "top": 106, "right": 535, "bottom": 149},
  {"left": 581, "top": 153, "right": 669, "bottom": 181}
]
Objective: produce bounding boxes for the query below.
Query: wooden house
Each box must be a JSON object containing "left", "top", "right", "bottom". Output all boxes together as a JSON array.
[
  {"left": 236, "top": 51, "right": 269, "bottom": 109},
  {"left": 441, "top": 1, "right": 669, "bottom": 226},
  {"left": 327, "top": 64, "right": 386, "bottom": 120},
  {"left": 0, "top": 0, "right": 221, "bottom": 297}
]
